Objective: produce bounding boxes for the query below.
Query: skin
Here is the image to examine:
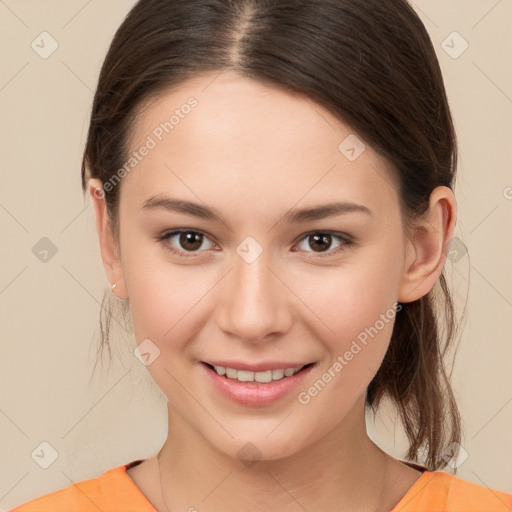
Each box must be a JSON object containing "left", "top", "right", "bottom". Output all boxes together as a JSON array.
[{"left": 89, "top": 70, "right": 456, "bottom": 512}]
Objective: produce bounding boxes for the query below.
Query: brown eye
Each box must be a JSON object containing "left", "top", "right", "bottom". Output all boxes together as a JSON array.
[
  {"left": 179, "top": 231, "right": 203, "bottom": 251},
  {"left": 296, "top": 231, "right": 353, "bottom": 256},
  {"left": 159, "top": 229, "right": 214, "bottom": 255},
  {"left": 308, "top": 233, "right": 333, "bottom": 252}
]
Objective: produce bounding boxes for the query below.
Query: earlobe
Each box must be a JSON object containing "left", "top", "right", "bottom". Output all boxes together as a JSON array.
[
  {"left": 88, "top": 179, "right": 128, "bottom": 299},
  {"left": 398, "top": 186, "right": 457, "bottom": 303}
]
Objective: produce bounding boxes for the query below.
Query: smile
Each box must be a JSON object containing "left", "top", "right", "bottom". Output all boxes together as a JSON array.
[
  {"left": 201, "top": 362, "right": 317, "bottom": 406},
  {"left": 208, "top": 364, "right": 309, "bottom": 383}
]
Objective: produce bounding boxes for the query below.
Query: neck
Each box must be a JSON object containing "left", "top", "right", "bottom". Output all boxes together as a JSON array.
[{"left": 155, "top": 395, "right": 396, "bottom": 512}]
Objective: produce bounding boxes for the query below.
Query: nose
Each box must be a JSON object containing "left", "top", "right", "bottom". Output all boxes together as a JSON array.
[{"left": 214, "top": 249, "right": 293, "bottom": 343}]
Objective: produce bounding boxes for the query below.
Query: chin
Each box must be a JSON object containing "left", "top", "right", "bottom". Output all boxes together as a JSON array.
[{"left": 209, "top": 428, "right": 315, "bottom": 466}]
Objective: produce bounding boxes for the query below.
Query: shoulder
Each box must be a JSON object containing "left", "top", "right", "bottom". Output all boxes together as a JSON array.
[
  {"left": 395, "top": 470, "right": 512, "bottom": 512},
  {"left": 8, "top": 462, "right": 155, "bottom": 512}
]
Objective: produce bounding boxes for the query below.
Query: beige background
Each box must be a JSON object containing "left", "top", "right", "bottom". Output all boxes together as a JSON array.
[{"left": 1, "top": 0, "right": 511, "bottom": 509}]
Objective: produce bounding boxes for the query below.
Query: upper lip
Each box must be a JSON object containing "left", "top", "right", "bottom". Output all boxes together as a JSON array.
[{"left": 203, "top": 360, "right": 315, "bottom": 372}]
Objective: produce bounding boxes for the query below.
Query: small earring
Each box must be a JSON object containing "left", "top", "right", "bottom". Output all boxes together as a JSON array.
[{"left": 111, "top": 283, "right": 117, "bottom": 290}]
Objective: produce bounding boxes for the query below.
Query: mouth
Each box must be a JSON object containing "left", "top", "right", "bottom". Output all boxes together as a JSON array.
[
  {"left": 199, "top": 360, "right": 317, "bottom": 406},
  {"left": 202, "top": 362, "right": 315, "bottom": 383}
]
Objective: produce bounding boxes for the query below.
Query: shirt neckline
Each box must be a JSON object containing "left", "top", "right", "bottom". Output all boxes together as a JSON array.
[
  {"left": 121, "top": 459, "right": 432, "bottom": 511},
  {"left": 121, "top": 460, "right": 159, "bottom": 511},
  {"left": 390, "top": 469, "right": 433, "bottom": 511}
]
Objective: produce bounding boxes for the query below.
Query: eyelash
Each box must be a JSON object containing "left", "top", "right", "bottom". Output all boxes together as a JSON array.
[{"left": 157, "top": 229, "right": 355, "bottom": 259}]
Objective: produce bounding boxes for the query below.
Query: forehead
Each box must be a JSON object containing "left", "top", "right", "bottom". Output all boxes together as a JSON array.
[{"left": 122, "top": 71, "right": 399, "bottom": 218}]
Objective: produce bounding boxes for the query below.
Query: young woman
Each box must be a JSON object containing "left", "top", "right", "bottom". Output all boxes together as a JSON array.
[{"left": 10, "top": 0, "right": 512, "bottom": 511}]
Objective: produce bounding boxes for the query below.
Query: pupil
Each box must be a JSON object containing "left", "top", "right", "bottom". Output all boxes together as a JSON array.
[
  {"left": 310, "top": 234, "right": 331, "bottom": 252},
  {"left": 177, "top": 233, "right": 332, "bottom": 252},
  {"left": 180, "top": 232, "right": 202, "bottom": 250}
]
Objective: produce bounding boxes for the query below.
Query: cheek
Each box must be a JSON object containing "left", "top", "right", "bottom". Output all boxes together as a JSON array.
[
  {"left": 122, "top": 241, "right": 214, "bottom": 346},
  {"left": 295, "top": 271, "right": 400, "bottom": 417},
  {"left": 129, "top": 273, "right": 217, "bottom": 344},
  {"left": 293, "top": 253, "right": 402, "bottom": 342},
  {"left": 291, "top": 249, "right": 402, "bottom": 393},
  {"left": 124, "top": 257, "right": 216, "bottom": 397}
]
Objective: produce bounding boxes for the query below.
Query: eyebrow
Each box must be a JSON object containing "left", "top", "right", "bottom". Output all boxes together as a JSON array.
[{"left": 142, "top": 195, "right": 372, "bottom": 225}]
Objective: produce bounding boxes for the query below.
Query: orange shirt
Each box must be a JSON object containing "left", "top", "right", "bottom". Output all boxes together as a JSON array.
[{"left": 9, "top": 459, "right": 512, "bottom": 512}]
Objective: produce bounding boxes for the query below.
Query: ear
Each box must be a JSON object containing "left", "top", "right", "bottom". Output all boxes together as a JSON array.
[
  {"left": 398, "top": 185, "right": 457, "bottom": 303},
  {"left": 88, "top": 179, "right": 128, "bottom": 299}
]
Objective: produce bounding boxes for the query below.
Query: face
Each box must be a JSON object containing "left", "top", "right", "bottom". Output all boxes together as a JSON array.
[{"left": 95, "top": 71, "right": 417, "bottom": 461}]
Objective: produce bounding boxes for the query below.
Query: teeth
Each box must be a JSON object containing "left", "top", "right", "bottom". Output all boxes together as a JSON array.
[
  {"left": 225, "top": 367, "right": 237, "bottom": 379},
  {"left": 272, "top": 368, "right": 284, "bottom": 380},
  {"left": 212, "top": 365, "right": 304, "bottom": 382}
]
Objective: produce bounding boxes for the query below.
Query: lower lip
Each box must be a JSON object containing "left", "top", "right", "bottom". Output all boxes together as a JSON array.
[{"left": 200, "top": 362, "right": 316, "bottom": 406}]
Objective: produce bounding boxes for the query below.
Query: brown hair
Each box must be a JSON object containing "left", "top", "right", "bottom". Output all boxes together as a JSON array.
[{"left": 81, "top": 0, "right": 464, "bottom": 471}]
